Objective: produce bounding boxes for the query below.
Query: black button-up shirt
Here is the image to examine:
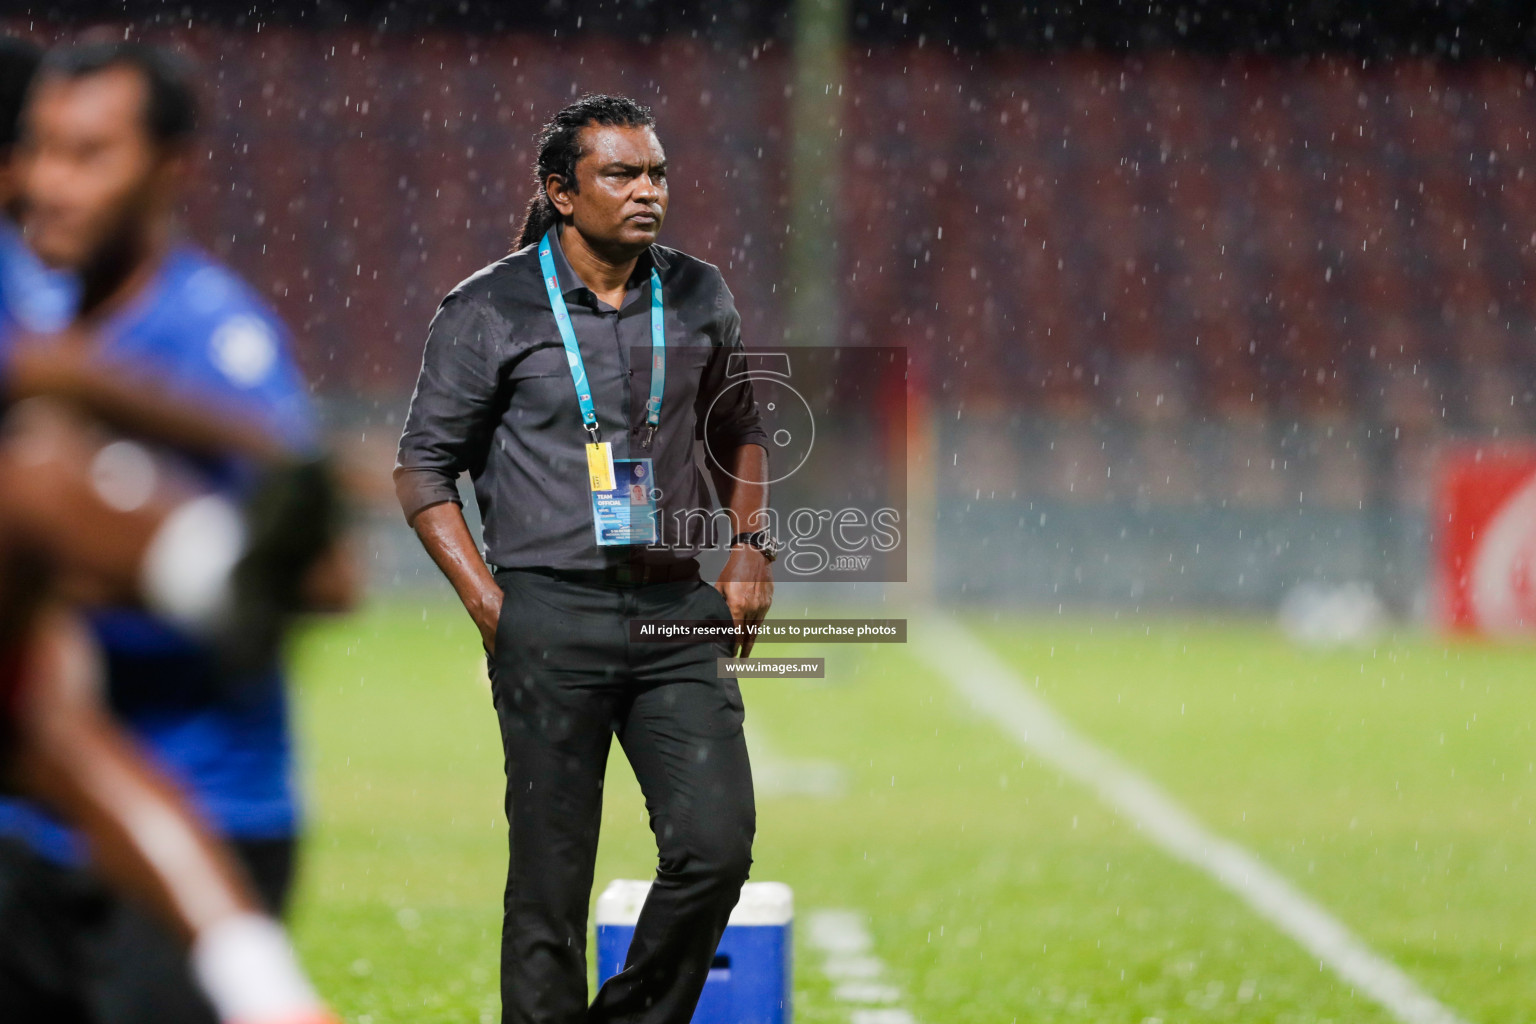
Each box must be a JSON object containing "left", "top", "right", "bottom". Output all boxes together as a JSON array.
[{"left": 394, "top": 228, "right": 768, "bottom": 571}]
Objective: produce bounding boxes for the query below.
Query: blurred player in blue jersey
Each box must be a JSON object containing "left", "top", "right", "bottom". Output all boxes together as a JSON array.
[
  {"left": 0, "top": 402, "right": 342, "bottom": 1024},
  {"left": 0, "top": 37, "right": 355, "bottom": 1024}
]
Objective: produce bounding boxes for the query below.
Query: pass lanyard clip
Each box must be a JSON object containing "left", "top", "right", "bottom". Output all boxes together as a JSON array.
[{"left": 538, "top": 229, "right": 665, "bottom": 448}]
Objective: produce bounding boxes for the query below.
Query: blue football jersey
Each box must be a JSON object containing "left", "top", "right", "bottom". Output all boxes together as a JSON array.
[{"left": 0, "top": 244, "right": 317, "bottom": 861}]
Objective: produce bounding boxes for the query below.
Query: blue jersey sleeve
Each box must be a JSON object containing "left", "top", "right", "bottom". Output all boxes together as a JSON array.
[
  {"left": 106, "top": 256, "right": 317, "bottom": 454},
  {"left": 178, "top": 304, "right": 317, "bottom": 453}
]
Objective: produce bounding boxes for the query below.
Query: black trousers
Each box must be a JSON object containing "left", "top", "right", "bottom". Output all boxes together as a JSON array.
[
  {"left": 0, "top": 834, "right": 296, "bottom": 1023},
  {"left": 489, "top": 569, "right": 756, "bottom": 1024}
]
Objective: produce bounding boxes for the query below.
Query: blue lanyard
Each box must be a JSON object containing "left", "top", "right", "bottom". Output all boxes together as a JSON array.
[{"left": 538, "top": 229, "right": 665, "bottom": 446}]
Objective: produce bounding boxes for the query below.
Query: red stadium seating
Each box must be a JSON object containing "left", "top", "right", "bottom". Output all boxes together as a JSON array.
[{"left": 4, "top": 23, "right": 1530, "bottom": 438}]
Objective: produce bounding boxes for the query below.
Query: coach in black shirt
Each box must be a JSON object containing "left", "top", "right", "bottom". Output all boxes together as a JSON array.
[{"left": 396, "top": 95, "right": 772, "bottom": 1024}]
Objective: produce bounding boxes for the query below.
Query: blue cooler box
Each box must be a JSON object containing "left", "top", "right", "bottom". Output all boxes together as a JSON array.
[{"left": 596, "top": 879, "right": 793, "bottom": 1024}]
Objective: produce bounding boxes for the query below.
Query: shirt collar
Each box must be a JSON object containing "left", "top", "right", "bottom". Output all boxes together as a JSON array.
[{"left": 547, "top": 226, "right": 667, "bottom": 303}]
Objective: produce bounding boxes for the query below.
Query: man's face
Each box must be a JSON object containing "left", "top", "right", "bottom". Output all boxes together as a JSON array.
[
  {"left": 19, "top": 66, "right": 175, "bottom": 271},
  {"left": 552, "top": 123, "right": 667, "bottom": 254}
]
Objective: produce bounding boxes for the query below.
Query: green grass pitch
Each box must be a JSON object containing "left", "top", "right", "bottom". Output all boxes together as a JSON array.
[{"left": 286, "top": 601, "right": 1535, "bottom": 1023}]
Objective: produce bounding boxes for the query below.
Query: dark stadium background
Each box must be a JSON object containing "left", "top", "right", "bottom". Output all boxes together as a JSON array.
[{"left": 9, "top": 0, "right": 1536, "bottom": 614}]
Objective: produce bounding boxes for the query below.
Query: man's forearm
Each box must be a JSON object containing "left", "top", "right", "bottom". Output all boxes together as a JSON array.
[
  {"left": 15, "top": 616, "right": 334, "bottom": 1022},
  {"left": 410, "top": 500, "right": 501, "bottom": 635},
  {"left": 711, "top": 443, "right": 770, "bottom": 537},
  {"left": 7, "top": 344, "right": 286, "bottom": 462},
  {"left": 13, "top": 609, "right": 256, "bottom": 941},
  {"left": 712, "top": 443, "right": 773, "bottom": 656}
]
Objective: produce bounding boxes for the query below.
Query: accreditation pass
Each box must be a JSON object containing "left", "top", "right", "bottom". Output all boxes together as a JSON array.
[{"left": 587, "top": 442, "right": 658, "bottom": 546}]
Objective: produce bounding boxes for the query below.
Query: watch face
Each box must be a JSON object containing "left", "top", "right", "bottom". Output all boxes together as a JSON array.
[{"left": 736, "top": 532, "right": 777, "bottom": 559}]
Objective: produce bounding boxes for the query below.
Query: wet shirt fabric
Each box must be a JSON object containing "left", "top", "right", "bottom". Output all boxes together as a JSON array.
[
  {"left": 0, "top": 244, "right": 316, "bottom": 863},
  {"left": 395, "top": 228, "right": 768, "bottom": 570}
]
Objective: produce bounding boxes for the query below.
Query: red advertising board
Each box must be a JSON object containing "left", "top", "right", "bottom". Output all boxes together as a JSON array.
[{"left": 1436, "top": 446, "right": 1536, "bottom": 634}]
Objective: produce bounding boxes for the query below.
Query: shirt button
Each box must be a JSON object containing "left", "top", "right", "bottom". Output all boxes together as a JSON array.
[{"left": 627, "top": 369, "right": 634, "bottom": 377}]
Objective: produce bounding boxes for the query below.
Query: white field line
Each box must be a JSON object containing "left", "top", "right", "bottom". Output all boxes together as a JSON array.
[
  {"left": 747, "top": 724, "right": 847, "bottom": 798},
  {"left": 913, "top": 617, "right": 1471, "bottom": 1024},
  {"left": 805, "top": 910, "right": 918, "bottom": 1024}
]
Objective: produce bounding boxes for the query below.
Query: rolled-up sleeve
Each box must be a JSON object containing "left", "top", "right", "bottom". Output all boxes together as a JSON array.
[
  {"left": 394, "top": 292, "right": 503, "bottom": 523},
  {"left": 698, "top": 280, "right": 770, "bottom": 456}
]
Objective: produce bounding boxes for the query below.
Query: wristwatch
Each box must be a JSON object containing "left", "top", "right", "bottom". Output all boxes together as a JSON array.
[{"left": 730, "top": 530, "right": 781, "bottom": 562}]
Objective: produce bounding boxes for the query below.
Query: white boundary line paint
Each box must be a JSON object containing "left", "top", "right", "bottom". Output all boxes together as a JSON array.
[
  {"left": 913, "top": 617, "right": 1471, "bottom": 1024},
  {"left": 805, "top": 910, "right": 918, "bottom": 1024},
  {"left": 747, "top": 724, "right": 848, "bottom": 798}
]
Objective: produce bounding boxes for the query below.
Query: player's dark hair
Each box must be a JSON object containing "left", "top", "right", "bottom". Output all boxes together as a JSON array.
[
  {"left": 515, "top": 93, "right": 655, "bottom": 250},
  {"left": 38, "top": 40, "right": 197, "bottom": 147},
  {"left": 0, "top": 37, "right": 41, "bottom": 151}
]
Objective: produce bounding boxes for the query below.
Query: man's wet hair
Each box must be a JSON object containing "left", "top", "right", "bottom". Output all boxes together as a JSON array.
[
  {"left": 38, "top": 40, "right": 197, "bottom": 147},
  {"left": 515, "top": 94, "right": 656, "bottom": 250},
  {"left": 0, "top": 37, "right": 41, "bottom": 151}
]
